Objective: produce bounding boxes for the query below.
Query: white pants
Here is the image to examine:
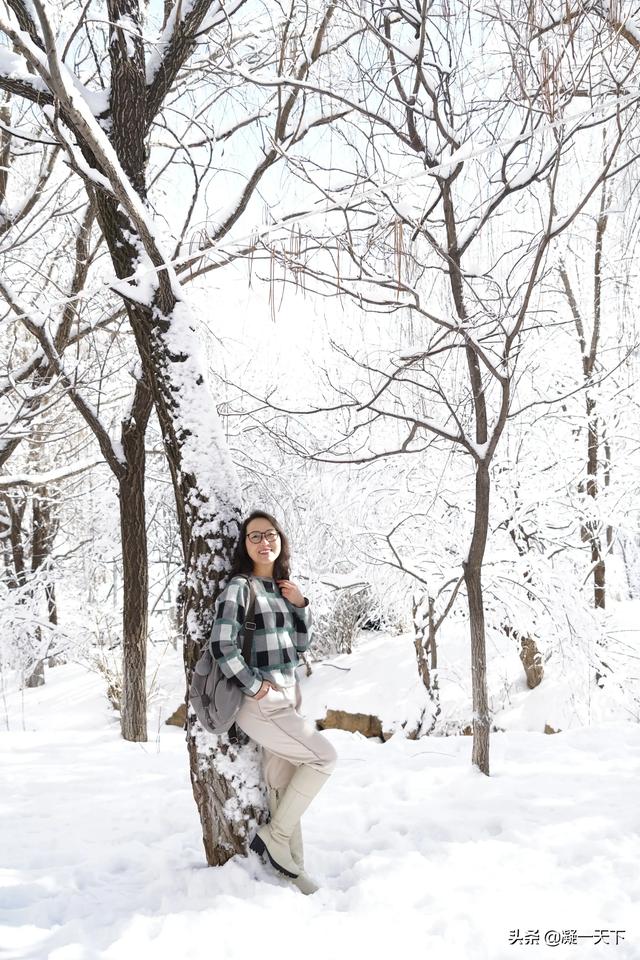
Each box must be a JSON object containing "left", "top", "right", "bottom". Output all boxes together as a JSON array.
[{"left": 236, "top": 685, "right": 337, "bottom": 779}]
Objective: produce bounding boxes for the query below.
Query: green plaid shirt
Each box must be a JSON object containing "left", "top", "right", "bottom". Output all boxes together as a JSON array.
[{"left": 209, "top": 575, "right": 311, "bottom": 696}]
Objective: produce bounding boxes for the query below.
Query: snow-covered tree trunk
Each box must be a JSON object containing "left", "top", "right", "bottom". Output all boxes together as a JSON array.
[
  {"left": 0, "top": 0, "right": 341, "bottom": 860},
  {"left": 0, "top": 0, "right": 266, "bottom": 859}
]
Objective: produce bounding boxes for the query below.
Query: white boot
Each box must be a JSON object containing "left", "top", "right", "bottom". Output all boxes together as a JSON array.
[
  {"left": 269, "top": 787, "right": 320, "bottom": 895},
  {"left": 250, "top": 765, "right": 330, "bottom": 879}
]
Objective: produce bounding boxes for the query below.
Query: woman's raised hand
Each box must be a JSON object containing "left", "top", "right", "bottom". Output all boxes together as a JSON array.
[{"left": 276, "top": 580, "right": 305, "bottom": 607}]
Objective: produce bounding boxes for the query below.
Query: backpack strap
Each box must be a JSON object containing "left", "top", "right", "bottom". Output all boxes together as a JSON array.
[{"left": 239, "top": 575, "right": 257, "bottom": 663}]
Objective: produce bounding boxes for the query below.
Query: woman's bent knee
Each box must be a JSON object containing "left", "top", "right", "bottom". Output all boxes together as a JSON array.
[{"left": 310, "top": 736, "right": 337, "bottom": 775}]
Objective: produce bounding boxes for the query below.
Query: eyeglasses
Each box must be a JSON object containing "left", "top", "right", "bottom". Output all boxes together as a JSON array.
[{"left": 246, "top": 530, "right": 280, "bottom": 544}]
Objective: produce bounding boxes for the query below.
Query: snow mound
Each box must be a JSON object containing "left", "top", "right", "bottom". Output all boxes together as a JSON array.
[{"left": 300, "top": 630, "right": 433, "bottom": 737}]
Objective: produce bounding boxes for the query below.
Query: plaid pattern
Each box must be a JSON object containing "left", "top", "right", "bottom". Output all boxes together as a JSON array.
[{"left": 209, "top": 575, "right": 311, "bottom": 696}]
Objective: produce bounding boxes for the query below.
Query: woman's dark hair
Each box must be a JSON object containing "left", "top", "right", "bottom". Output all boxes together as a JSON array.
[{"left": 230, "top": 510, "right": 291, "bottom": 580}]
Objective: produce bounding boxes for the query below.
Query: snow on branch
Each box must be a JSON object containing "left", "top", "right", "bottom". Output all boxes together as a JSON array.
[
  {"left": 0, "top": 44, "right": 53, "bottom": 107},
  {"left": 0, "top": 457, "right": 106, "bottom": 489}
]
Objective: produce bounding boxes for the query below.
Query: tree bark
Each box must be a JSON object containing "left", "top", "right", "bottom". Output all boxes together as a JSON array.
[
  {"left": 28, "top": 485, "right": 60, "bottom": 685},
  {"left": 32, "top": 485, "right": 59, "bottom": 623},
  {"left": 586, "top": 393, "right": 605, "bottom": 609},
  {"left": 441, "top": 170, "right": 493, "bottom": 774},
  {"left": 25, "top": 658, "right": 45, "bottom": 687},
  {"left": 87, "top": 173, "right": 262, "bottom": 856},
  {"left": 560, "top": 178, "right": 609, "bottom": 612},
  {"left": 518, "top": 635, "right": 544, "bottom": 689},
  {"left": 589, "top": 177, "right": 608, "bottom": 609},
  {"left": 179, "top": 521, "right": 265, "bottom": 865},
  {"left": 464, "top": 463, "right": 491, "bottom": 775},
  {"left": 119, "top": 378, "right": 153, "bottom": 742},
  {"left": 412, "top": 594, "right": 440, "bottom": 737},
  {"left": 3, "top": 493, "right": 27, "bottom": 587},
  {"left": 412, "top": 594, "right": 433, "bottom": 690}
]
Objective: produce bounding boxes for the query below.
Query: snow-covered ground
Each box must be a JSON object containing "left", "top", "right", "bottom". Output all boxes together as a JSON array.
[{"left": 2, "top": 635, "right": 639, "bottom": 960}]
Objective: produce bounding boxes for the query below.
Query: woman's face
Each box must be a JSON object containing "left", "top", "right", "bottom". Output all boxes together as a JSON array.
[{"left": 245, "top": 517, "right": 282, "bottom": 572}]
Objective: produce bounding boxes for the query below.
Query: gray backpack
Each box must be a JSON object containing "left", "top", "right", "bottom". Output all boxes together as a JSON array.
[{"left": 189, "top": 576, "right": 257, "bottom": 734}]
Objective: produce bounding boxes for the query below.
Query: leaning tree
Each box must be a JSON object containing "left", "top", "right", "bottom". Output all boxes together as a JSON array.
[{"left": 0, "top": 0, "right": 345, "bottom": 861}]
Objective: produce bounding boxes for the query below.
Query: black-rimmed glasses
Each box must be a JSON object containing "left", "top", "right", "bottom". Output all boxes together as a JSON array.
[{"left": 246, "top": 530, "right": 280, "bottom": 544}]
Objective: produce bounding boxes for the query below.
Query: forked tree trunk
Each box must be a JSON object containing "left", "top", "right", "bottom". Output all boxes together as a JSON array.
[
  {"left": 15, "top": 0, "right": 267, "bottom": 862},
  {"left": 448, "top": 214, "right": 493, "bottom": 776}
]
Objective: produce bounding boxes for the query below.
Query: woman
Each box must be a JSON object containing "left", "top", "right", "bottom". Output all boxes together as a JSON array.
[{"left": 209, "top": 510, "right": 337, "bottom": 895}]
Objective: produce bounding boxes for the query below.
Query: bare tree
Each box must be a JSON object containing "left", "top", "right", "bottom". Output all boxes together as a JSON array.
[
  {"left": 0, "top": 118, "right": 155, "bottom": 736},
  {"left": 231, "top": 0, "right": 640, "bottom": 773},
  {"left": 558, "top": 175, "right": 612, "bottom": 611}
]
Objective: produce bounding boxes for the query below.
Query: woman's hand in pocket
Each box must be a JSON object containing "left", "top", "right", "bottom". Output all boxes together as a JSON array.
[{"left": 254, "top": 680, "right": 274, "bottom": 701}]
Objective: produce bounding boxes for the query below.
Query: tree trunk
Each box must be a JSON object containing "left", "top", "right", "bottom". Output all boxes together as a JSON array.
[
  {"left": 412, "top": 594, "right": 433, "bottom": 690},
  {"left": 87, "top": 181, "right": 266, "bottom": 854},
  {"left": 412, "top": 594, "right": 440, "bottom": 737},
  {"left": 464, "top": 463, "right": 491, "bottom": 775},
  {"left": 3, "top": 493, "right": 26, "bottom": 587},
  {"left": 519, "top": 635, "right": 544, "bottom": 689},
  {"left": 29, "top": 0, "right": 267, "bottom": 861},
  {"left": 428, "top": 596, "right": 438, "bottom": 672},
  {"left": 46, "top": 581, "right": 58, "bottom": 626},
  {"left": 586, "top": 393, "right": 605, "bottom": 609},
  {"left": 28, "top": 486, "right": 59, "bottom": 688},
  {"left": 444, "top": 177, "right": 493, "bottom": 775},
  {"left": 32, "top": 486, "right": 59, "bottom": 626},
  {"left": 89, "top": 194, "right": 263, "bottom": 861},
  {"left": 119, "top": 380, "right": 153, "bottom": 742},
  {"left": 180, "top": 530, "right": 265, "bottom": 865},
  {"left": 603, "top": 432, "right": 613, "bottom": 551},
  {"left": 560, "top": 179, "right": 609, "bottom": 611},
  {"left": 25, "top": 655, "right": 45, "bottom": 688}
]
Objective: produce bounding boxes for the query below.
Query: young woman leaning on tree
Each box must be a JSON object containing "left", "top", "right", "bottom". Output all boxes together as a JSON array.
[{"left": 209, "top": 510, "right": 337, "bottom": 895}]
